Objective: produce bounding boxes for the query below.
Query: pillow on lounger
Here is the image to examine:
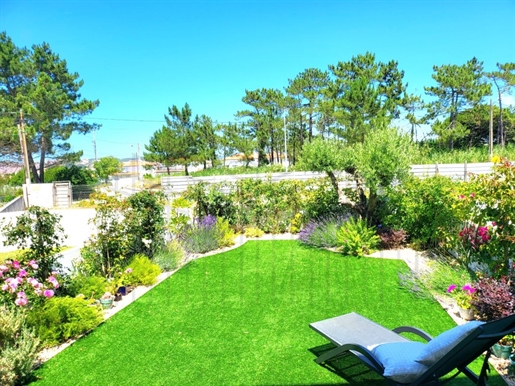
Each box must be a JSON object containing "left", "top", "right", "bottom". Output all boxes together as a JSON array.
[
  {"left": 371, "top": 341, "right": 429, "bottom": 383},
  {"left": 415, "top": 320, "right": 484, "bottom": 366}
]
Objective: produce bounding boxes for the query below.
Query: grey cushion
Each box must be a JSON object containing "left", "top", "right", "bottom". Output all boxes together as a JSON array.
[
  {"left": 372, "top": 341, "right": 429, "bottom": 383},
  {"left": 415, "top": 320, "right": 484, "bottom": 365}
]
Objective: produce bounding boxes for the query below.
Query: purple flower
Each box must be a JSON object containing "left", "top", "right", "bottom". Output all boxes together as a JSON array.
[
  {"left": 12, "top": 261, "right": 20, "bottom": 270},
  {"left": 28, "top": 260, "right": 39, "bottom": 270},
  {"left": 125, "top": 268, "right": 133, "bottom": 274},
  {"left": 47, "top": 276, "right": 59, "bottom": 288},
  {"left": 200, "top": 215, "right": 217, "bottom": 229},
  {"left": 18, "top": 269, "right": 27, "bottom": 278},
  {"left": 43, "top": 289, "right": 55, "bottom": 298},
  {"left": 462, "top": 284, "right": 476, "bottom": 294},
  {"left": 447, "top": 284, "right": 457, "bottom": 293}
]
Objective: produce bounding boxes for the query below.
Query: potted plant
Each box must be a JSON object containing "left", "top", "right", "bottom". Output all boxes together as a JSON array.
[
  {"left": 447, "top": 283, "right": 476, "bottom": 320},
  {"left": 99, "top": 292, "right": 115, "bottom": 309},
  {"left": 492, "top": 334, "right": 514, "bottom": 359}
]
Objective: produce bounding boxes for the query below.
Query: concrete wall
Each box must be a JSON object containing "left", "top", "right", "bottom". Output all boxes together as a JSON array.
[
  {"left": 0, "top": 196, "right": 24, "bottom": 213},
  {"left": 0, "top": 208, "right": 97, "bottom": 253}
]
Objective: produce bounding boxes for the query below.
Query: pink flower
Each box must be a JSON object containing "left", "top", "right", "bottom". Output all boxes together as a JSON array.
[
  {"left": 47, "top": 276, "right": 59, "bottom": 288},
  {"left": 0, "top": 265, "right": 8, "bottom": 272},
  {"left": 459, "top": 195, "right": 465, "bottom": 199},
  {"left": 1, "top": 284, "right": 8, "bottom": 291},
  {"left": 125, "top": 268, "right": 133, "bottom": 274},
  {"left": 447, "top": 284, "right": 457, "bottom": 293},
  {"left": 470, "top": 193, "right": 475, "bottom": 198},
  {"left": 43, "top": 289, "right": 54, "bottom": 298},
  {"left": 12, "top": 261, "right": 20, "bottom": 269},
  {"left": 18, "top": 269, "right": 27, "bottom": 278},
  {"left": 462, "top": 284, "right": 476, "bottom": 294},
  {"left": 28, "top": 260, "right": 39, "bottom": 270},
  {"left": 15, "top": 296, "right": 28, "bottom": 307}
]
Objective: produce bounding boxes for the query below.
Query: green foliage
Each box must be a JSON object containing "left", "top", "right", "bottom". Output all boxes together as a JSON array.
[
  {"left": 0, "top": 33, "right": 99, "bottom": 183},
  {"left": 301, "top": 178, "right": 343, "bottom": 221},
  {"left": 336, "top": 217, "right": 380, "bottom": 256},
  {"left": 45, "top": 165, "right": 98, "bottom": 185},
  {"left": 125, "top": 254, "right": 161, "bottom": 286},
  {"left": 329, "top": 52, "right": 406, "bottom": 144},
  {"left": 191, "top": 164, "right": 286, "bottom": 177},
  {"left": 67, "top": 274, "right": 107, "bottom": 299},
  {"left": 215, "top": 217, "right": 235, "bottom": 248},
  {"left": 1, "top": 205, "right": 66, "bottom": 280},
  {"left": 183, "top": 177, "right": 340, "bottom": 234},
  {"left": 28, "top": 296, "right": 103, "bottom": 347},
  {"left": 0, "top": 185, "right": 22, "bottom": 203},
  {"left": 425, "top": 57, "right": 491, "bottom": 149},
  {"left": 152, "top": 241, "right": 185, "bottom": 271},
  {"left": 80, "top": 193, "right": 130, "bottom": 277},
  {"left": 244, "top": 227, "right": 264, "bottom": 238},
  {"left": 381, "top": 175, "right": 461, "bottom": 249},
  {"left": 184, "top": 181, "right": 235, "bottom": 221},
  {"left": 127, "top": 190, "right": 166, "bottom": 257},
  {"left": 0, "top": 306, "right": 40, "bottom": 386},
  {"left": 413, "top": 142, "right": 515, "bottom": 164},
  {"left": 450, "top": 159, "right": 515, "bottom": 276},
  {"left": 93, "top": 156, "right": 122, "bottom": 183}
]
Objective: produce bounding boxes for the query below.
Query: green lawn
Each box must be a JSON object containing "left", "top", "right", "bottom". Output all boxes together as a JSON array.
[{"left": 31, "top": 241, "right": 506, "bottom": 385}]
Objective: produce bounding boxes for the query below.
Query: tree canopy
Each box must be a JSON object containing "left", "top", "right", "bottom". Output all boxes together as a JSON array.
[{"left": 0, "top": 32, "right": 99, "bottom": 182}]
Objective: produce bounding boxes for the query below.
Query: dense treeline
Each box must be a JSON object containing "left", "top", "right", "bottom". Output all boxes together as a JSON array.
[{"left": 145, "top": 53, "right": 515, "bottom": 174}]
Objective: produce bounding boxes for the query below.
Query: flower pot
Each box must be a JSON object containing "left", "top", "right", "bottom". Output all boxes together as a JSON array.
[
  {"left": 492, "top": 343, "right": 513, "bottom": 359},
  {"left": 114, "top": 293, "right": 123, "bottom": 301},
  {"left": 117, "top": 286, "right": 127, "bottom": 296},
  {"left": 510, "top": 353, "right": 515, "bottom": 366},
  {"left": 459, "top": 307, "right": 475, "bottom": 321},
  {"left": 99, "top": 298, "right": 114, "bottom": 310}
]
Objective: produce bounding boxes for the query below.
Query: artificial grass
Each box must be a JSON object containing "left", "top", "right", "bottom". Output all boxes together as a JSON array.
[{"left": 31, "top": 241, "right": 507, "bottom": 385}]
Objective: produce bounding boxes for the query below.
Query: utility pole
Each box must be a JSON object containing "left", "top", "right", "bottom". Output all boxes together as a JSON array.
[
  {"left": 489, "top": 99, "right": 494, "bottom": 160},
  {"left": 137, "top": 142, "right": 141, "bottom": 182},
  {"left": 18, "top": 109, "right": 31, "bottom": 207},
  {"left": 93, "top": 130, "right": 98, "bottom": 162},
  {"left": 283, "top": 113, "right": 289, "bottom": 172}
]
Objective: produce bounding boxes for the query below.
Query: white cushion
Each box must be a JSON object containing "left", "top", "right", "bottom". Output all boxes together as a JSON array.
[
  {"left": 415, "top": 321, "right": 484, "bottom": 365},
  {"left": 371, "top": 341, "right": 429, "bottom": 383}
]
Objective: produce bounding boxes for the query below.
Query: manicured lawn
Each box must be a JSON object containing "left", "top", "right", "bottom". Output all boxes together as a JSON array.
[{"left": 32, "top": 241, "right": 506, "bottom": 385}]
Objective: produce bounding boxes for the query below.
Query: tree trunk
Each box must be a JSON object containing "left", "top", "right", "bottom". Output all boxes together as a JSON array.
[{"left": 27, "top": 152, "right": 40, "bottom": 183}]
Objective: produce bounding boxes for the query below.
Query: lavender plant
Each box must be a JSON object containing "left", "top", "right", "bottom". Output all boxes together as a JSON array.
[{"left": 298, "top": 213, "right": 351, "bottom": 248}]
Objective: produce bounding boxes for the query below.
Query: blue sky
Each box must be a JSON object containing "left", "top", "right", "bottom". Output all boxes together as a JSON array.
[{"left": 1, "top": 0, "right": 514, "bottom": 160}]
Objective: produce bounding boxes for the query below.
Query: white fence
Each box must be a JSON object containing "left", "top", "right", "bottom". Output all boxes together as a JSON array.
[{"left": 162, "top": 162, "right": 495, "bottom": 195}]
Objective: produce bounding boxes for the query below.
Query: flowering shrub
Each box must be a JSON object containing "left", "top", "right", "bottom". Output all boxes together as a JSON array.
[
  {"left": 298, "top": 213, "right": 350, "bottom": 248},
  {"left": 446, "top": 283, "right": 476, "bottom": 309},
  {"left": 0, "top": 260, "right": 59, "bottom": 307},
  {"left": 452, "top": 159, "right": 515, "bottom": 276}
]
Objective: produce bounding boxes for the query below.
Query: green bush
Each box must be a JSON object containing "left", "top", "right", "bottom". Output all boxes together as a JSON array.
[
  {"left": 336, "top": 217, "right": 380, "bottom": 256},
  {"left": 0, "top": 307, "right": 40, "bottom": 386},
  {"left": 215, "top": 217, "right": 235, "bottom": 248},
  {"left": 125, "top": 254, "right": 162, "bottom": 286},
  {"left": 244, "top": 227, "right": 264, "bottom": 238},
  {"left": 380, "top": 175, "right": 460, "bottom": 249},
  {"left": 152, "top": 241, "right": 185, "bottom": 271},
  {"left": 127, "top": 190, "right": 166, "bottom": 257},
  {"left": 28, "top": 297, "right": 103, "bottom": 347},
  {"left": 67, "top": 274, "right": 108, "bottom": 299}
]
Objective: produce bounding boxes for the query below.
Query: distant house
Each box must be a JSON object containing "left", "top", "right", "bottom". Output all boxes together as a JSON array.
[{"left": 224, "top": 153, "right": 258, "bottom": 168}]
